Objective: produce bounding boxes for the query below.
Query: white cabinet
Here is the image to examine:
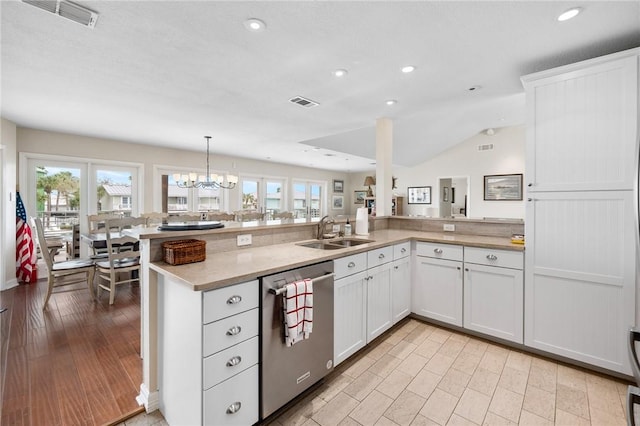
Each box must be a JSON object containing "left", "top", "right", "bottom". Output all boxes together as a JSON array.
[
  {"left": 522, "top": 48, "right": 639, "bottom": 375},
  {"left": 413, "top": 242, "right": 463, "bottom": 327},
  {"left": 334, "top": 253, "right": 368, "bottom": 366},
  {"left": 392, "top": 242, "right": 411, "bottom": 324},
  {"left": 366, "top": 246, "right": 394, "bottom": 342},
  {"left": 158, "top": 276, "right": 259, "bottom": 426},
  {"left": 463, "top": 247, "right": 523, "bottom": 344}
]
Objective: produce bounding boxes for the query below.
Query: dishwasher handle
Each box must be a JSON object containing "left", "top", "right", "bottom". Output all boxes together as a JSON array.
[{"left": 269, "top": 273, "right": 335, "bottom": 296}]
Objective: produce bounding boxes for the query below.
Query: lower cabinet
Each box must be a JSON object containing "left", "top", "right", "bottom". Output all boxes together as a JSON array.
[
  {"left": 366, "top": 261, "right": 393, "bottom": 342},
  {"left": 413, "top": 242, "right": 463, "bottom": 327},
  {"left": 158, "top": 275, "right": 259, "bottom": 426},
  {"left": 463, "top": 247, "right": 524, "bottom": 344},
  {"left": 391, "top": 255, "right": 411, "bottom": 324}
]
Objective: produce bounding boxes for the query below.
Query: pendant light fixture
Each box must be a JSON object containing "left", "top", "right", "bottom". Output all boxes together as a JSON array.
[{"left": 173, "top": 136, "right": 238, "bottom": 190}]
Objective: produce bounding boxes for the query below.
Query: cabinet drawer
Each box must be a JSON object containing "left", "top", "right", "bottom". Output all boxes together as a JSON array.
[
  {"left": 203, "top": 336, "right": 258, "bottom": 390},
  {"left": 393, "top": 242, "right": 411, "bottom": 260},
  {"left": 203, "top": 280, "right": 259, "bottom": 324},
  {"left": 416, "top": 242, "right": 463, "bottom": 261},
  {"left": 464, "top": 247, "right": 523, "bottom": 270},
  {"left": 367, "top": 246, "right": 394, "bottom": 268},
  {"left": 203, "top": 364, "right": 258, "bottom": 426},
  {"left": 203, "top": 308, "right": 259, "bottom": 357},
  {"left": 334, "top": 252, "right": 367, "bottom": 279}
]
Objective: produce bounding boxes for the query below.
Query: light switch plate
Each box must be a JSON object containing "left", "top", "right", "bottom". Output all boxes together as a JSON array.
[
  {"left": 443, "top": 224, "right": 455, "bottom": 232},
  {"left": 237, "top": 234, "right": 252, "bottom": 246}
]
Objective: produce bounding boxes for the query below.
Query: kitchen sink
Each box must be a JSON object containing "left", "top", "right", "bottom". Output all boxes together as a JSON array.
[
  {"left": 326, "top": 238, "right": 375, "bottom": 247},
  {"left": 296, "top": 238, "right": 375, "bottom": 250},
  {"left": 296, "top": 241, "right": 344, "bottom": 250}
]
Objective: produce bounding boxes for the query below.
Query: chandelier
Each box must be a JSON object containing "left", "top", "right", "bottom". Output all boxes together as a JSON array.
[{"left": 173, "top": 136, "right": 238, "bottom": 189}]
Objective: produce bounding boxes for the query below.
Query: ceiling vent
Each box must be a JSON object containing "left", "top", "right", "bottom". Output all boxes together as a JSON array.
[
  {"left": 22, "top": 0, "right": 99, "bottom": 28},
  {"left": 289, "top": 96, "right": 320, "bottom": 108},
  {"left": 478, "top": 143, "right": 494, "bottom": 151}
]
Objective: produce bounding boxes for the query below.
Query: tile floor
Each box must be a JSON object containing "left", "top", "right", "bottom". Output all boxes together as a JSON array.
[
  {"left": 122, "top": 318, "right": 636, "bottom": 426},
  {"left": 267, "top": 319, "right": 634, "bottom": 426}
]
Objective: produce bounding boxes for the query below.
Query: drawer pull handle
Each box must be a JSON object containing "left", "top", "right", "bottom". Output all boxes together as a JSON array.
[
  {"left": 528, "top": 183, "right": 533, "bottom": 187},
  {"left": 226, "top": 401, "right": 242, "bottom": 414},
  {"left": 486, "top": 254, "right": 498, "bottom": 261},
  {"left": 226, "top": 326, "right": 242, "bottom": 336},
  {"left": 378, "top": 253, "right": 385, "bottom": 259},
  {"left": 226, "top": 356, "right": 242, "bottom": 367},
  {"left": 434, "top": 248, "right": 443, "bottom": 254},
  {"left": 348, "top": 261, "right": 356, "bottom": 268},
  {"left": 401, "top": 247, "right": 407, "bottom": 253},
  {"left": 226, "top": 295, "right": 242, "bottom": 305}
]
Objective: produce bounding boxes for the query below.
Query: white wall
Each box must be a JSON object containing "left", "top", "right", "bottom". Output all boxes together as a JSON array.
[
  {"left": 346, "top": 125, "right": 526, "bottom": 219},
  {"left": 16, "top": 128, "right": 348, "bottom": 215},
  {"left": 1, "top": 119, "right": 17, "bottom": 290}
]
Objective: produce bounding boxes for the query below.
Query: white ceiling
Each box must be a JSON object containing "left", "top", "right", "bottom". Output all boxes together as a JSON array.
[{"left": 2, "top": 1, "right": 639, "bottom": 172}]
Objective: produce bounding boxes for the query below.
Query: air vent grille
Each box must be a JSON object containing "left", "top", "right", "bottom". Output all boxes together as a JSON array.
[
  {"left": 289, "top": 96, "right": 320, "bottom": 108},
  {"left": 23, "top": 0, "right": 99, "bottom": 28},
  {"left": 478, "top": 143, "right": 494, "bottom": 151}
]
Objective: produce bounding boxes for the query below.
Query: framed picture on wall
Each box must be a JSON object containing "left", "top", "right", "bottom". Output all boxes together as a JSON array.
[
  {"left": 333, "top": 179, "right": 344, "bottom": 193},
  {"left": 354, "top": 190, "right": 366, "bottom": 204},
  {"left": 407, "top": 186, "right": 432, "bottom": 204},
  {"left": 332, "top": 195, "right": 344, "bottom": 209},
  {"left": 484, "top": 174, "right": 523, "bottom": 200}
]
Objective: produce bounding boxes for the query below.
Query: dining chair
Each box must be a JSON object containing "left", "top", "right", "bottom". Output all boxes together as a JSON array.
[
  {"left": 32, "top": 217, "right": 95, "bottom": 310},
  {"left": 272, "top": 211, "right": 294, "bottom": 220},
  {"left": 141, "top": 211, "right": 168, "bottom": 225},
  {"left": 206, "top": 212, "right": 235, "bottom": 221},
  {"left": 236, "top": 212, "right": 265, "bottom": 222},
  {"left": 87, "top": 213, "right": 122, "bottom": 234},
  {"left": 166, "top": 213, "right": 202, "bottom": 222},
  {"left": 95, "top": 217, "right": 144, "bottom": 305}
]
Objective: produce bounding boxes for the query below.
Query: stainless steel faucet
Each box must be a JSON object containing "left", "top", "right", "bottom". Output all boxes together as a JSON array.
[{"left": 317, "top": 215, "right": 335, "bottom": 239}]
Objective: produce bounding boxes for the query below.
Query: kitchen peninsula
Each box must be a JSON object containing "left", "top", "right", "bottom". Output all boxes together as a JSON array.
[{"left": 130, "top": 215, "right": 525, "bottom": 424}]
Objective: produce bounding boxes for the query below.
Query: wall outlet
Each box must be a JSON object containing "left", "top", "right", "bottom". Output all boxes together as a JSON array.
[
  {"left": 443, "top": 224, "right": 455, "bottom": 232},
  {"left": 332, "top": 224, "right": 341, "bottom": 233},
  {"left": 237, "top": 234, "right": 252, "bottom": 246}
]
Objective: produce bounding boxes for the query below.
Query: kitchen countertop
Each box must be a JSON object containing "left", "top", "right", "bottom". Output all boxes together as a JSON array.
[{"left": 149, "top": 228, "right": 524, "bottom": 292}]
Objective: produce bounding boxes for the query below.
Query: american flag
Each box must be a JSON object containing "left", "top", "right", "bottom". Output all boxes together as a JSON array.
[{"left": 16, "top": 192, "right": 37, "bottom": 283}]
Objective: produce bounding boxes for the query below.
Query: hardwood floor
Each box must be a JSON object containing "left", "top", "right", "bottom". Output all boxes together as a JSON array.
[{"left": 1, "top": 274, "right": 143, "bottom": 425}]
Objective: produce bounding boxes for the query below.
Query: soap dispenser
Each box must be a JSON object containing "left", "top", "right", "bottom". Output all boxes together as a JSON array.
[{"left": 344, "top": 218, "right": 352, "bottom": 236}]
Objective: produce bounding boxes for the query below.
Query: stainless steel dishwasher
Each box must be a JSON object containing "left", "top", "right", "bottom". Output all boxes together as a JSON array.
[{"left": 260, "top": 261, "right": 334, "bottom": 419}]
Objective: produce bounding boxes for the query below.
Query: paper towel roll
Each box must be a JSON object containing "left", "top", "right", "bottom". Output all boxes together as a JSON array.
[{"left": 355, "top": 207, "right": 369, "bottom": 235}]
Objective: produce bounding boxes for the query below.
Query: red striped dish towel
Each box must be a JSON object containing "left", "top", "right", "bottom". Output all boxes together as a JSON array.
[{"left": 283, "top": 278, "right": 313, "bottom": 347}]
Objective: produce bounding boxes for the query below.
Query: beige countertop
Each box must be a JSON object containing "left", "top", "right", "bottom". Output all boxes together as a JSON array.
[{"left": 149, "top": 228, "right": 524, "bottom": 292}]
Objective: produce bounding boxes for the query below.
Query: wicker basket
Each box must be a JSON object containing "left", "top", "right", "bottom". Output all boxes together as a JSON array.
[{"left": 162, "top": 239, "right": 206, "bottom": 265}]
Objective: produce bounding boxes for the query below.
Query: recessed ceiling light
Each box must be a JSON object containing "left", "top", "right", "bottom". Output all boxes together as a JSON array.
[
  {"left": 386, "top": 99, "right": 397, "bottom": 106},
  {"left": 333, "top": 69, "right": 348, "bottom": 77},
  {"left": 557, "top": 7, "right": 582, "bottom": 21},
  {"left": 401, "top": 65, "right": 416, "bottom": 73},
  {"left": 244, "top": 18, "right": 266, "bottom": 32}
]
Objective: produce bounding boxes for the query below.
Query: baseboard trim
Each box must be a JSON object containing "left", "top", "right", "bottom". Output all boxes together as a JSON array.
[{"left": 136, "top": 383, "right": 160, "bottom": 413}]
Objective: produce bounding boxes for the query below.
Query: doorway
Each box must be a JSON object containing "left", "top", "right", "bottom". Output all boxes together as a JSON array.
[{"left": 439, "top": 176, "right": 469, "bottom": 218}]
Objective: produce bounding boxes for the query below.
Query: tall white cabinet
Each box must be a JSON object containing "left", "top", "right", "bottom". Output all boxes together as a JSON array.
[{"left": 522, "top": 48, "right": 639, "bottom": 375}]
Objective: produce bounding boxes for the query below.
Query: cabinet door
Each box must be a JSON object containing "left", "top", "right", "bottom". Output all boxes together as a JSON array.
[
  {"left": 391, "top": 256, "right": 411, "bottom": 324},
  {"left": 412, "top": 257, "right": 463, "bottom": 327},
  {"left": 464, "top": 264, "right": 523, "bottom": 344},
  {"left": 367, "top": 262, "right": 393, "bottom": 343},
  {"left": 525, "top": 190, "right": 636, "bottom": 374},
  {"left": 334, "top": 271, "right": 368, "bottom": 366},
  {"left": 524, "top": 55, "right": 638, "bottom": 192},
  {"left": 203, "top": 364, "right": 258, "bottom": 426}
]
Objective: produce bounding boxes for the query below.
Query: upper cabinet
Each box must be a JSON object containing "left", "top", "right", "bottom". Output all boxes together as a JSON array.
[{"left": 521, "top": 51, "right": 639, "bottom": 192}]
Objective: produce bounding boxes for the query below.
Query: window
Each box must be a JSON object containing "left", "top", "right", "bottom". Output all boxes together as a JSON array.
[
  {"left": 292, "top": 180, "right": 325, "bottom": 219},
  {"left": 156, "top": 167, "right": 228, "bottom": 213},
  {"left": 239, "top": 175, "right": 286, "bottom": 218}
]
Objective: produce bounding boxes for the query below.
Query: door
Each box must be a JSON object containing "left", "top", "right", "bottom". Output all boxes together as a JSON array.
[
  {"left": 366, "top": 262, "right": 393, "bottom": 343},
  {"left": 439, "top": 178, "right": 452, "bottom": 218},
  {"left": 292, "top": 181, "right": 325, "bottom": 219},
  {"left": 413, "top": 257, "right": 463, "bottom": 326},
  {"left": 464, "top": 263, "right": 523, "bottom": 343},
  {"left": 334, "top": 271, "right": 367, "bottom": 366},
  {"left": 391, "top": 256, "right": 411, "bottom": 324},
  {"left": 239, "top": 176, "right": 286, "bottom": 218}
]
